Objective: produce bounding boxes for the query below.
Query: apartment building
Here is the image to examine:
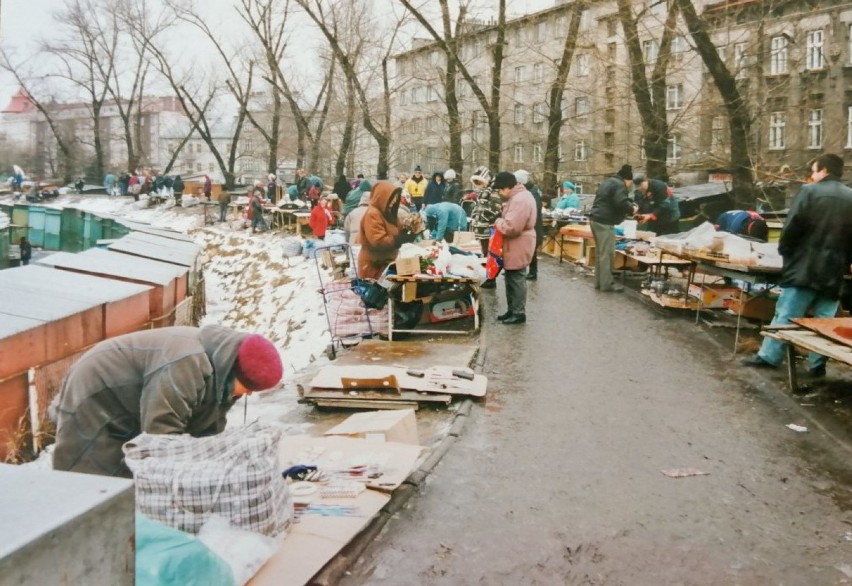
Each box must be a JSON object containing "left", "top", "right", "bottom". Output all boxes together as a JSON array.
[{"left": 391, "top": 0, "right": 852, "bottom": 194}]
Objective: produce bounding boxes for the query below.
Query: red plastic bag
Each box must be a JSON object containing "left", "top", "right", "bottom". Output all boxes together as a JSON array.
[{"left": 485, "top": 228, "right": 503, "bottom": 280}]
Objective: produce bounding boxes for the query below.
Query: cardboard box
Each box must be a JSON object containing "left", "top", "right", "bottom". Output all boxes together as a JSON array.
[
  {"left": 395, "top": 256, "right": 420, "bottom": 276},
  {"left": 324, "top": 409, "right": 419, "bottom": 445},
  {"left": 727, "top": 293, "right": 777, "bottom": 322},
  {"left": 452, "top": 231, "right": 476, "bottom": 245},
  {"left": 584, "top": 243, "right": 596, "bottom": 267},
  {"left": 561, "top": 236, "right": 585, "bottom": 261},
  {"left": 688, "top": 284, "right": 742, "bottom": 309}
]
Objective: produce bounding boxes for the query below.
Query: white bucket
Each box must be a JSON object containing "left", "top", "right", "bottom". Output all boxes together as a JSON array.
[{"left": 620, "top": 219, "right": 638, "bottom": 238}]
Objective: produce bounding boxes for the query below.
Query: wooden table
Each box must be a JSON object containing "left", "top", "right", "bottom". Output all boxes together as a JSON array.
[
  {"left": 616, "top": 251, "right": 692, "bottom": 282},
  {"left": 385, "top": 275, "right": 480, "bottom": 341},
  {"left": 762, "top": 324, "right": 852, "bottom": 392}
]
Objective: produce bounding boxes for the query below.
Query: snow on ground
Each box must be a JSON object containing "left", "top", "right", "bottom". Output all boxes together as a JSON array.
[{"left": 10, "top": 193, "right": 336, "bottom": 432}]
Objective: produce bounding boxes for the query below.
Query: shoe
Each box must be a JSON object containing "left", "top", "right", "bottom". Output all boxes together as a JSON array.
[
  {"left": 808, "top": 365, "right": 826, "bottom": 378},
  {"left": 600, "top": 284, "right": 624, "bottom": 293},
  {"left": 740, "top": 354, "right": 777, "bottom": 369},
  {"left": 501, "top": 314, "right": 526, "bottom": 325},
  {"left": 526, "top": 273, "right": 537, "bottom": 281},
  {"left": 497, "top": 311, "right": 513, "bottom": 321},
  {"left": 480, "top": 279, "right": 497, "bottom": 289}
]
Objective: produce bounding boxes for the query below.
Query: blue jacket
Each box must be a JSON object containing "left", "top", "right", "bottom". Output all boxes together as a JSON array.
[
  {"left": 425, "top": 202, "right": 468, "bottom": 241},
  {"left": 556, "top": 192, "right": 581, "bottom": 210}
]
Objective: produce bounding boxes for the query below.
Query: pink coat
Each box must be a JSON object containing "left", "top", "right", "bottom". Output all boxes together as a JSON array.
[{"left": 494, "top": 184, "right": 537, "bottom": 270}]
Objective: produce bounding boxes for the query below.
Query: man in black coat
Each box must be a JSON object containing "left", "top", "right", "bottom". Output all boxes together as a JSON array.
[
  {"left": 590, "top": 164, "right": 637, "bottom": 292},
  {"left": 743, "top": 153, "right": 852, "bottom": 377}
]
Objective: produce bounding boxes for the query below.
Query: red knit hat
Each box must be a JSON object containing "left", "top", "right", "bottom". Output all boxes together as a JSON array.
[{"left": 234, "top": 335, "right": 283, "bottom": 391}]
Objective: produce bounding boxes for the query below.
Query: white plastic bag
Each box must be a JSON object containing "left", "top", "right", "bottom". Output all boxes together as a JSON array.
[
  {"left": 447, "top": 254, "right": 487, "bottom": 282},
  {"left": 198, "top": 516, "right": 277, "bottom": 586},
  {"left": 434, "top": 242, "right": 452, "bottom": 274},
  {"left": 398, "top": 242, "right": 426, "bottom": 259}
]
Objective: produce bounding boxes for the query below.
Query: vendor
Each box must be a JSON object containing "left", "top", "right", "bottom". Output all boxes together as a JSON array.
[
  {"left": 358, "top": 182, "right": 418, "bottom": 279},
  {"left": 424, "top": 201, "right": 468, "bottom": 242},
  {"left": 343, "top": 179, "right": 372, "bottom": 217},
  {"left": 633, "top": 176, "right": 680, "bottom": 236},
  {"left": 716, "top": 209, "right": 768, "bottom": 241},
  {"left": 51, "top": 326, "right": 283, "bottom": 478},
  {"left": 555, "top": 181, "right": 581, "bottom": 210}
]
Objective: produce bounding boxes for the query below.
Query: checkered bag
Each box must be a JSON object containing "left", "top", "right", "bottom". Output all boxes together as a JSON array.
[{"left": 123, "top": 425, "right": 292, "bottom": 537}]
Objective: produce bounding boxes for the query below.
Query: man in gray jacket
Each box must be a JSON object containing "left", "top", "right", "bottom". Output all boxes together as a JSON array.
[
  {"left": 51, "top": 325, "right": 283, "bottom": 477},
  {"left": 590, "top": 164, "right": 637, "bottom": 292}
]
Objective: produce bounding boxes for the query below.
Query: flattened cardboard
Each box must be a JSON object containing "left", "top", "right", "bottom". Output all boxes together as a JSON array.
[
  {"left": 309, "top": 365, "right": 487, "bottom": 397},
  {"left": 324, "top": 409, "right": 419, "bottom": 445}
]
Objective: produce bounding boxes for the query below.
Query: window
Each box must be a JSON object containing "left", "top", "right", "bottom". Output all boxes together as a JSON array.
[
  {"left": 579, "top": 9, "right": 591, "bottom": 31},
  {"left": 430, "top": 51, "right": 441, "bottom": 67},
  {"left": 666, "top": 84, "right": 683, "bottom": 110},
  {"left": 208, "top": 163, "right": 215, "bottom": 173},
  {"left": 474, "top": 41, "right": 483, "bottom": 58},
  {"left": 847, "top": 106, "right": 852, "bottom": 148},
  {"left": 671, "top": 35, "right": 686, "bottom": 57},
  {"left": 769, "top": 36, "right": 788, "bottom": 75},
  {"left": 534, "top": 62, "right": 544, "bottom": 84},
  {"left": 667, "top": 134, "right": 682, "bottom": 161},
  {"left": 514, "top": 66, "right": 526, "bottom": 83},
  {"left": 734, "top": 42, "right": 748, "bottom": 78},
  {"left": 243, "top": 139, "right": 254, "bottom": 152},
  {"left": 604, "top": 132, "right": 614, "bottom": 149},
  {"left": 607, "top": 18, "right": 617, "bottom": 37},
  {"left": 196, "top": 143, "right": 203, "bottom": 153},
  {"left": 808, "top": 108, "right": 823, "bottom": 148},
  {"left": 428, "top": 86, "right": 439, "bottom": 102},
  {"left": 400, "top": 90, "right": 407, "bottom": 106},
  {"left": 769, "top": 112, "right": 786, "bottom": 150},
  {"left": 640, "top": 138, "right": 647, "bottom": 160},
  {"left": 557, "top": 143, "right": 564, "bottom": 161},
  {"left": 184, "top": 160, "right": 194, "bottom": 172},
  {"left": 536, "top": 21, "right": 547, "bottom": 43},
  {"left": 196, "top": 162, "right": 203, "bottom": 172},
  {"left": 575, "top": 96, "right": 590, "bottom": 117},
  {"left": 643, "top": 40, "right": 659, "bottom": 63},
  {"left": 575, "top": 54, "right": 590, "bottom": 76},
  {"left": 806, "top": 30, "right": 824, "bottom": 70},
  {"left": 533, "top": 143, "right": 543, "bottom": 163},
  {"left": 533, "top": 102, "right": 547, "bottom": 124},
  {"left": 574, "top": 140, "right": 588, "bottom": 161},
  {"left": 717, "top": 45, "right": 727, "bottom": 63},
  {"left": 514, "top": 143, "right": 524, "bottom": 163},
  {"left": 849, "top": 24, "right": 852, "bottom": 65},
  {"left": 398, "top": 59, "right": 407, "bottom": 75},
  {"left": 711, "top": 115, "right": 725, "bottom": 150},
  {"left": 514, "top": 103, "right": 525, "bottom": 124},
  {"left": 455, "top": 79, "right": 466, "bottom": 98},
  {"left": 608, "top": 42, "right": 617, "bottom": 61}
]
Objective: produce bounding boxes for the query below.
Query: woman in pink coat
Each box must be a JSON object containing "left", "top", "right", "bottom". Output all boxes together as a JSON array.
[{"left": 492, "top": 171, "right": 537, "bottom": 324}]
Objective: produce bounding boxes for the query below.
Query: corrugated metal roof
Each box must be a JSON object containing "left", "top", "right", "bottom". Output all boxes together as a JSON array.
[
  {"left": 0, "top": 266, "right": 151, "bottom": 322},
  {"left": 108, "top": 232, "right": 200, "bottom": 267},
  {"left": 36, "top": 249, "right": 186, "bottom": 286},
  {"left": 672, "top": 182, "right": 731, "bottom": 202},
  {"left": 112, "top": 219, "right": 195, "bottom": 242},
  {"left": 0, "top": 313, "right": 43, "bottom": 337}
]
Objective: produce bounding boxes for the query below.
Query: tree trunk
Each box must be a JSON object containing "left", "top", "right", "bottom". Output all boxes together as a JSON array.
[
  {"left": 544, "top": 2, "right": 584, "bottom": 195},
  {"left": 336, "top": 78, "right": 356, "bottom": 177},
  {"left": 674, "top": 0, "right": 754, "bottom": 206},
  {"left": 440, "top": 0, "right": 463, "bottom": 175},
  {"left": 268, "top": 89, "right": 281, "bottom": 174},
  {"left": 91, "top": 104, "right": 105, "bottom": 181},
  {"left": 487, "top": 0, "right": 507, "bottom": 171}
]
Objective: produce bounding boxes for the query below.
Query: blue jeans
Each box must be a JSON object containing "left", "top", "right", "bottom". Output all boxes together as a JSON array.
[{"left": 757, "top": 286, "right": 839, "bottom": 369}]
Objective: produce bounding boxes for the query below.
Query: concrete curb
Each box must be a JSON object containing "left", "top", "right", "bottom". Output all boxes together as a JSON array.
[{"left": 310, "top": 351, "right": 480, "bottom": 584}]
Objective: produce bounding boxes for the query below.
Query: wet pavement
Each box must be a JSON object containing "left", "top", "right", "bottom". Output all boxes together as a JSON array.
[{"left": 341, "top": 258, "right": 852, "bottom": 585}]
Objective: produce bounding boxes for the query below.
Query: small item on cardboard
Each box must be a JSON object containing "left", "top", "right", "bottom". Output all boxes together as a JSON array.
[
  {"left": 660, "top": 468, "right": 710, "bottom": 478},
  {"left": 786, "top": 423, "right": 808, "bottom": 433},
  {"left": 320, "top": 481, "right": 366, "bottom": 499}
]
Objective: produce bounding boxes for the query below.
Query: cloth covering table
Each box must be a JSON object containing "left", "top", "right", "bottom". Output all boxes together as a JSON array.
[{"left": 385, "top": 274, "right": 480, "bottom": 341}]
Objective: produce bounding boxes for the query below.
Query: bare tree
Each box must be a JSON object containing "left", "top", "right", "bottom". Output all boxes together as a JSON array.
[
  {"left": 542, "top": 2, "right": 584, "bottom": 195},
  {"left": 297, "top": 0, "right": 399, "bottom": 179},
  {"left": 673, "top": 0, "right": 754, "bottom": 205},
  {"left": 334, "top": 76, "right": 358, "bottom": 176},
  {"left": 398, "top": 0, "right": 508, "bottom": 172},
  {"left": 616, "top": 0, "right": 681, "bottom": 182}
]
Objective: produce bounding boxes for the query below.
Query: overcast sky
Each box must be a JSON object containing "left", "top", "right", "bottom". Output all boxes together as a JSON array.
[{"left": 0, "top": 0, "right": 556, "bottom": 109}]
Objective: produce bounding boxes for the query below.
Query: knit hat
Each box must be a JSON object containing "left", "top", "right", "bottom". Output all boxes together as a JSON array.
[
  {"left": 616, "top": 164, "right": 634, "bottom": 180},
  {"left": 563, "top": 181, "right": 575, "bottom": 190},
  {"left": 633, "top": 173, "right": 646, "bottom": 185},
  {"left": 444, "top": 169, "right": 456, "bottom": 180},
  {"left": 414, "top": 165, "right": 422, "bottom": 172},
  {"left": 234, "top": 335, "right": 283, "bottom": 391},
  {"left": 514, "top": 169, "right": 530, "bottom": 185},
  {"left": 492, "top": 171, "right": 517, "bottom": 190}
]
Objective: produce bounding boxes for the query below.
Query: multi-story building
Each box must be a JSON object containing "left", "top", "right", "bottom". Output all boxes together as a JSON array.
[{"left": 390, "top": 0, "right": 852, "bottom": 196}]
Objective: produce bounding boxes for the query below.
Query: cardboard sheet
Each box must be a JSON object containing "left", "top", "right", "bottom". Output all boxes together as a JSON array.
[
  {"left": 324, "top": 409, "right": 420, "bottom": 445},
  {"left": 309, "top": 365, "right": 487, "bottom": 397},
  {"left": 793, "top": 317, "right": 852, "bottom": 349},
  {"left": 249, "top": 435, "right": 425, "bottom": 586},
  {"left": 248, "top": 489, "right": 390, "bottom": 586}
]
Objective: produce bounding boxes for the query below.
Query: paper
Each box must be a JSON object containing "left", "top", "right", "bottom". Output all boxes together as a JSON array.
[
  {"left": 786, "top": 424, "right": 808, "bottom": 433},
  {"left": 660, "top": 468, "right": 710, "bottom": 478}
]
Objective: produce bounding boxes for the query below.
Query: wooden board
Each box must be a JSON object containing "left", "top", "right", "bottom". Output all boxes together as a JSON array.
[
  {"left": 309, "top": 365, "right": 487, "bottom": 397},
  {"left": 299, "top": 389, "right": 453, "bottom": 406},
  {"left": 792, "top": 317, "right": 852, "bottom": 349},
  {"left": 764, "top": 329, "right": 852, "bottom": 366}
]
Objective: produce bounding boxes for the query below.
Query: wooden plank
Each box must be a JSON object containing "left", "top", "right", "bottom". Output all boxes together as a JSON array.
[
  {"left": 764, "top": 329, "right": 852, "bottom": 365},
  {"left": 792, "top": 317, "right": 852, "bottom": 348},
  {"left": 308, "top": 399, "right": 421, "bottom": 410},
  {"left": 309, "top": 365, "right": 486, "bottom": 397},
  {"left": 300, "top": 388, "right": 453, "bottom": 404}
]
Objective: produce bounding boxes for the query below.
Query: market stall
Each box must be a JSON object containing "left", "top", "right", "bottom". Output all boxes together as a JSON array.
[{"left": 762, "top": 318, "right": 852, "bottom": 392}]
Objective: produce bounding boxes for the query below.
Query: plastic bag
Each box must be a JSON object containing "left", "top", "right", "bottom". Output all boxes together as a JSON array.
[
  {"left": 303, "top": 238, "right": 317, "bottom": 259},
  {"left": 198, "top": 516, "right": 277, "bottom": 586},
  {"left": 136, "top": 513, "right": 236, "bottom": 586},
  {"left": 281, "top": 236, "right": 304, "bottom": 258},
  {"left": 434, "top": 242, "right": 452, "bottom": 274},
  {"left": 325, "top": 230, "right": 346, "bottom": 246},
  {"left": 447, "top": 254, "right": 487, "bottom": 282},
  {"left": 398, "top": 243, "right": 426, "bottom": 259}
]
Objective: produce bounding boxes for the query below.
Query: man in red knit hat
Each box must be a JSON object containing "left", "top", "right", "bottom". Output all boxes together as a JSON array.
[{"left": 51, "top": 325, "right": 283, "bottom": 477}]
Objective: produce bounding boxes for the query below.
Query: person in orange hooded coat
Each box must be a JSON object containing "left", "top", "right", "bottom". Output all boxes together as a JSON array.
[{"left": 357, "top": 182, "right": 416, "bottom": 279}]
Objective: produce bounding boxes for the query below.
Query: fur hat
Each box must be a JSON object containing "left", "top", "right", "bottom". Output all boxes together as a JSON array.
[
  {"left": 616, "top": 164, "right": 634, "bottom": 181},
  {"left": 234, "top": 335, "right": 283, "bottom": 391},
  {"left": 492, "top": 172, "right": 517, "bottom": 190},
  {"left": 514, "top": 169, "right": 530, "bottom": 185},
  {"left": 444, "top": 169, "right": 457, "bottom": 180}
]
